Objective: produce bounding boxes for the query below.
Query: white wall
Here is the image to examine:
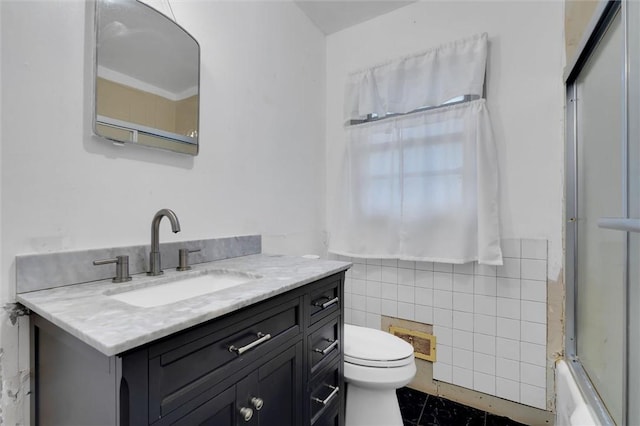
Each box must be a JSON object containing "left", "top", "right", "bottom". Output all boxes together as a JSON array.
[
  {"left": 0, "top": 0, "right": 325, "bottom": 422},
  {"left": 326, "top": 1, "right": 565, "bottom": 279}
]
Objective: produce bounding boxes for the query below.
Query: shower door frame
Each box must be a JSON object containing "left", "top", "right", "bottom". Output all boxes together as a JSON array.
[{"left": 565, "top": 0, "right": 629, "bottom": 424}]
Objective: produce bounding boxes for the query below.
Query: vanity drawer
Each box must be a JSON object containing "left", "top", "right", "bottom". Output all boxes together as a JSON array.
[
  {"left": 309, "top": 276, "right": 342, "bottom": 325},
  {"left": 148, "top": 296, "right": 302, "bottom": 420},
  {"left": 309, "top": 316, "right": 340, "bottom": 375},
  {"left": 310, "top": 364, "right": 341, "bottom": 424}
]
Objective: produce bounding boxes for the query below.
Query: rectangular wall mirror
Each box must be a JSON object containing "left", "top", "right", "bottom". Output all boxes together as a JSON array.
[{"left": 94, "top": 0, "right": 200, "bottom": 155}]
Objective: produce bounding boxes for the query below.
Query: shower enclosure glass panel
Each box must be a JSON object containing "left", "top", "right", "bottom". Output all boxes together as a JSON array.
[{"left": 575, "top": 10, "right": 624, "bottom": 424}]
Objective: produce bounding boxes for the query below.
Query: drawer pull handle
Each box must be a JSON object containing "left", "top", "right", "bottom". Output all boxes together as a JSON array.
[
  {"left": 250, "top": 397, "right": 264, "bottom": 411},
  {"left": 239, "top": 406, "right": 253, "bottom": 422},
  {"left": 314, "top": 339, "right": 339, "bottom": 355},
  {"left": 229, "top": 332, "right": 272, "bottom": 355},
  {"left": 312, "top": 385, "right": 339, "bottom": 406},
  {"left": 314, "top": 296, "right": 339, "bottom": 309}
]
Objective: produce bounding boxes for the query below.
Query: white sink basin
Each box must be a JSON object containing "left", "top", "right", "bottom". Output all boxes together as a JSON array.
[{"left": 108, "top": 270, "right": 259, "bottom": 308}]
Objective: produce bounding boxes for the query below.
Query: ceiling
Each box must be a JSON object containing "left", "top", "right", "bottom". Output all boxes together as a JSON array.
[{"left": 294, "top": 0, "right": 416, "bottom": 35}]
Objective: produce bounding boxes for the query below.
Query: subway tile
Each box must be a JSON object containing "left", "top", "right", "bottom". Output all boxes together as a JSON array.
[
  {"left": 452, "top": 347, "right": 473, "bottom": 368},
  {"left": 521, "top": 300, "right": 546, "bottom": 324},
  {"left": 366, "top": 281, "right": 381, "bottom": 298},
  {"left": 434, "top": 308, "right": 453, "bottom": 327},
  {"left": 521, "top": 321, "right": 546, "bottom": 345},
  {"left": 521, "top": 279, "right": 547, "bottom": 302},
  {"left": 344, "top": 293, "right": 353, "bottom": 309},
  {"left": 352, "top": 279, "right": 367, "bottom": 296},
  {"left": 434, "top": 290, "right": 453, "bottom": 310},
  {"left": 496, "top": 377, "right": 520, "bottom": 403},
  {"left": 520, "top": 342, "right": 546, "bottom": 367},
  {"left": 496, "top": 357, "right": 519, "bottom": 381},
  {"left": 497, "top": 297, "right": 520, "bottom": 320},
  {"left": 496, "top": 337, "right": 520, "bottom": 361},
  {"left": 521, "top": 239, "right": 547, "bottom": 260},
  {"left": 453, "top": 262, "right": 474, "bottom": 275},
  {"left": 398, "top": 260, "right": 416, "bottom": 269},
  {"left": 434, "top": 263, "right": 454, "bottom": 273},
  {"left": 453, "top": 273, "right": 474, "bottom": 293},
  {"left": 434, "top": 272, "right": 454, "bottom": 291},
  {"left": 474, "top": 333, "right": 496, "bottom": 356},
  {"left": 452, "top": 366, "right": 474, "bottom": 389},
  {"left": 521, "top": 259, "right": 547, "bottom": 281},
  {"left": 453, "top": 311, "right": 474, "bottom": 331},
  {"left": 497, "top": 318, "right": 520, "bottom": 340},
  {"left": 520, "top": 383, "right": 546, "bottom": 409},
  {"left": 366, "top": 313, "right": 381, "bottom": 329},
  {"left": 352, "top": 294, "right": 366, "bottom": 311},
  {"left": 475, "top": 275, "right": 497, "bottom": 296},
  {"left": 474, "top": 294, "right": 496, "bottom": 316},
  {"left": 474, "top": 314, "right": 496, "bottom": 336},
  {"left": 351, "top": 257, "right": 366, "bottom": 265},
  {"left": 497, "top": 277, "right": 521, "bottom": 299},
  {"left": 415, "top": 287, "right": 433, "bottom": 306},
  {"left": 473, "top": 371, "right": 496, "bottom": 396},
  {"left": 520, "top": 363, "right": 546, "bottom": 388},
  {"left": 366, "top": 258, "right": 382, "bottom": 265},
  {"left": 475, "top": 263, "right": 497, "bottom": 277},
  {"left": 344, "top": 308, "right": 352, "bottom": 324},
  {"left": 398, "top": 302, "right": 415, "bottom": 321},
  {"left": 452, "top": 329, "right": 473, "bottom": 351},
  {"left": 380, "top": 259, "right": 398, "bottom": 267},
  {"left": 344, "top": 278, "right": 353, "bottom": 294},
  {"left": 381, "top": 266, "right": 398, "bottom": 284},
  {"left": 474, "top": 353, "right": 496, "bottom": 375},
  {"left": 438, "top": 344, "right": 453, "bottom": 364},
  {"left": 366, "top": 297, "right": 381, "bottom": 314},
  {"left": 415, "top": 270, "right": 434, "bottom": 288},
  {"left": 434, "top": 326, "right": 453, "bottom": 346},
  {"left": 381, "top": 299, "right": 397, "bottom": 317},
  {"left": 501, "top": 239, "right": 521, "bottom": 258},
  {"left": 416, "top": 261, "right": 434, "bottom": 271},
  {"left": 351, "top": 263, "right": 367, "bottom": 279},
  {"left": 415, "top": 305, "right": 433, "bottom": 324},
  {"left": 381, "top": 283, "right": 398, "bottom": 300},
  {"left": 497, "top": 258, "right": 520, "bottom": 279},
  {"left": 345, "top": 267, "right": 352, "bottom": 278},
  {"left": 398, "top": 268, "right": 416, "bottom": 286},
  {"left": 351, "top": 310, "right": 366, "bottom": 327},
  {"left": 366, "top": 264, "right": 382, "bottom": 282},
  {"left": 433, "top": 362, "right": 452, "bottom": 382},
  {"left": 453, "top": 292, "right": 474, "bottom": 313},
  {"left": 398, "top": 285, "right": 415, "bottom": 303}
]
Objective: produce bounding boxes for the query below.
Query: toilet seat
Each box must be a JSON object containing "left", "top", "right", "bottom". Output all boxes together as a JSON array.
[{"left": 344, "top": 324, "right": 415, "bottom": 368}]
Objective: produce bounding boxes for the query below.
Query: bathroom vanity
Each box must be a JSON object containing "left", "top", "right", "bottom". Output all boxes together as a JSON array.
[{"left": 17, "top": 252, "right": 349, "bottom": 426}]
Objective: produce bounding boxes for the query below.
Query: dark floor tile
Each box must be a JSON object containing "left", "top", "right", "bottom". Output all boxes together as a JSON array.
[
  {"left": 417, "top": 395, "right": 486, "bottom": 426},
  {"left": 397, "top": 387, "right": 429, "bottom": 424},
  {"left": 485, "top": 413, "right": 528, "bottom": 426}
]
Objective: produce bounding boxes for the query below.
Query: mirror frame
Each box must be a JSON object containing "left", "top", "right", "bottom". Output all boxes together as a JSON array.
[{"left": 93, "top": 0, "right": 201, "bottom": 156}]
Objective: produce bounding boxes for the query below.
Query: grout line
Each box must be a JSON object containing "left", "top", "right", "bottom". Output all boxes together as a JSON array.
[{"left": 416, "top": 393, "right": 429, "bottom": 425}]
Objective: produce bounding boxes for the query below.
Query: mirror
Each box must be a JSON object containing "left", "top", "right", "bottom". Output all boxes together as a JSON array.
[{"left": 94, "top": 0, "right": 200, "bottom": 155}]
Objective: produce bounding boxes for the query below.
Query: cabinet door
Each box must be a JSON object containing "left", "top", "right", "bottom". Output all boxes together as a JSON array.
[
  {"left": 172, "top": 385, "right": 236, "bottom": 426},
  {"left": 235, "top": 342, "right": 303, "bottom": 426}
]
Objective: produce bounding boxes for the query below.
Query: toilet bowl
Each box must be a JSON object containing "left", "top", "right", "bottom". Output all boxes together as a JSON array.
[{"left": 343, "top": 324, "right": 416, "bottom": 426}]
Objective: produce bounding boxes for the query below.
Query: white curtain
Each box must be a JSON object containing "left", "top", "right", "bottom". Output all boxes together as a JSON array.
[
  {"left": 344, "top": 33, "right": 488, "bottom": 121},
  {"left": 330, "top": 34, "right": 502, "bottom": 265}
]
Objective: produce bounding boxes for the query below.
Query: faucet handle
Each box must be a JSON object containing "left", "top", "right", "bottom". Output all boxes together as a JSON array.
[
  {"left": 93, "top": 255, "right": 132, "bottom": 283},
  {"left": 177, "top": 248, "right": 201, "bottom": 271}
]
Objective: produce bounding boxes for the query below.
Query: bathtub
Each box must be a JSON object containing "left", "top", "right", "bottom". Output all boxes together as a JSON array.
[{"left": 556, "top": 360, "right": 602, "bottom": 426}]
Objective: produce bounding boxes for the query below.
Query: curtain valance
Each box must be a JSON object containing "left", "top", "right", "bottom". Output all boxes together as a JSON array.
[{"left": 344, "top": 33, "right": 488, "bottom": 121}]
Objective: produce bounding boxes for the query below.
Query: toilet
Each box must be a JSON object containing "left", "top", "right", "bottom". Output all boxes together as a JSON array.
[{"left": 343, "top": 324, "right": 417, "bottom": 426}]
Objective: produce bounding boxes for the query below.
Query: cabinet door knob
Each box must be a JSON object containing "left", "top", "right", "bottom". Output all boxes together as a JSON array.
[
  {"left": 239, "top": 407, "right": 253, "bottom": 422},
  {"left": 250, "top": 397, "right": 264, "bottom": 410}
]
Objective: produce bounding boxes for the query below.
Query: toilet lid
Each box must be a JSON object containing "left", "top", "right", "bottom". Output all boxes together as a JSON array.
[{"left": 344, "top": 324, "right": 414, "bottom": 367}]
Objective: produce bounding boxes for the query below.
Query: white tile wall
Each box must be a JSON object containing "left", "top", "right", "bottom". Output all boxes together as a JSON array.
[{"left": 334, "top": 238, "right": 548, "bottom": 410}]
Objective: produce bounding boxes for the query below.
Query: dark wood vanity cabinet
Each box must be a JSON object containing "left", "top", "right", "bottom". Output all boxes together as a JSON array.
[{"left": 30, "top": 272, "right": 345, "bottom": 426}]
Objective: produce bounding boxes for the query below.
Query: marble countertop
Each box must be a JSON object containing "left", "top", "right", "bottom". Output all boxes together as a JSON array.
[{"left": 17, "top": 254, "right": 351, "bottom": 357}]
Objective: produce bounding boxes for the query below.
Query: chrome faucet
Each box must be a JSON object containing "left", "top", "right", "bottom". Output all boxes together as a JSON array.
[{"left": 148, "top": 209, "right": 181, "bottom": 276}]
